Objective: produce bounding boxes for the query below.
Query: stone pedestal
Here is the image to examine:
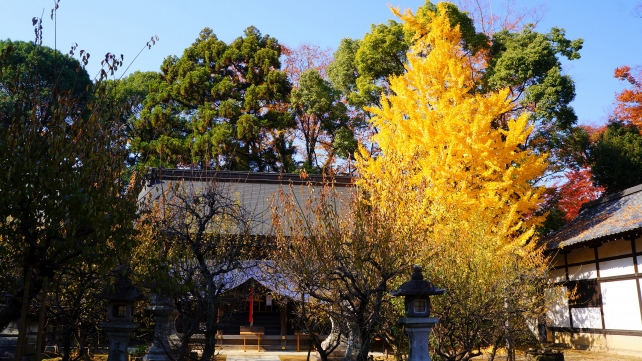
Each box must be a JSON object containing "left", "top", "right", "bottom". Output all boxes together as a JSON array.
[
  {"left": 0, "top": 320, "right": 38, "bottom": 361},
  {"left": 100, "top": 322, "right": 139, "bottom": 361},
  {"left": 0, "top": 321, "right": 19, "bottom": 360},
  {"left": 399, "top": 317, "right": 438, "bottom": 361},
  {"left": 143, "top": 295, "right": 179, "bottom": 361},
  {"left": 525, "top": 349, "right": 564, "bottom": 361}
]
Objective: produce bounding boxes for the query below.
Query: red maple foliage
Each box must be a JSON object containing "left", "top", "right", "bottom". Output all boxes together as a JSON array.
[
  {"left": 582, "top": 124, "right": 606, "bottom": 139},
  {"left": 614, "top": 65, "right": 642, "bottom": 128},
  {"left": 557, "top": 168, "right": 604, "bottom": 221}
]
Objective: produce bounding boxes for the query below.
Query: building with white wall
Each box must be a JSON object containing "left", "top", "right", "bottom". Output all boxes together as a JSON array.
[{"left": 545, "top": 184, "right": 642, "bottom": 355}]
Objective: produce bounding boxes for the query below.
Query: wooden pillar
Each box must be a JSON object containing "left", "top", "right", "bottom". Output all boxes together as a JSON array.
[
  {"left": 593, "top": 246, "right": 606, "bottom": 330},
  {"left": 280, "top": 303, "right": 287, "bottom": 335},
  {"left": 280, "top": 303, "right": 287, "bottom": 350},
  {"left": 630, "top": 236, "right": 642, "bottom": 327},
  {"left": 216, "top": 308, "right": 223, "bottom": 348},
  {"left": 562, "top": 252, "right": 574, "bottom": 333}
]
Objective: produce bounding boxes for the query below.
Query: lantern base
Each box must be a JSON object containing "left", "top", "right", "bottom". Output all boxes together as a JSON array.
[
  {"left": 398, "top": 317, "right": 438, "bottom": 361},
  {"left": 100, "top": 321, "right": 140, "bottom": 361},
  {"left": 143, "top": 301, "right": 179, "bottom": 361}
]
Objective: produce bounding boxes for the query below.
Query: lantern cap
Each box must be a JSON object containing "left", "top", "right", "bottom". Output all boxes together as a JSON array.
[
  {"left": 98, "top": 265, "right": 146, "bottom": 301},
  {"left": 390, "top": 265, "right": 445, "bottom": 297}
]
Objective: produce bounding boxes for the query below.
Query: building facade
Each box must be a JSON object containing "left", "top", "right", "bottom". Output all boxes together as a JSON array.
[
  {"left": 140, "top": 168, "right": 354, "bottom": 350},
  {"left": 546, "top": 184, "right": 642, "bottom": 355}
]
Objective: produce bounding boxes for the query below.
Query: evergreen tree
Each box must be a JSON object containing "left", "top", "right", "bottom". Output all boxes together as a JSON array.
[
  {"left": 134, "top": 27, "right": 293, "bottom": 171},
  {"left": 0, "top": 39, "right": 140, "bottom": 331},
  {"left": 586, "top": 121, "right": 642, "bottom": 193}
]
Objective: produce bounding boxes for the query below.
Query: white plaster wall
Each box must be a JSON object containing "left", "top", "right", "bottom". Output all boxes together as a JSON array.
[
  {"left": 546, "top": 286, "right": 570, "bottom": 327},
  {"left": 601, "top": 280, "right": 642, "bottom": 330},
  {"left": 571, "top": 307, "right": 602, "bottom": 329},
  {"left": 553, "top": 331, "right": 642, "bottom": 355},
  {"left": 605, "top": 334, "right": 642, "bottom": 356},
  {"left": 599, "top": 258, "right": 635, "bottom": 278},
  {"left": 548, "top": 268, "right": 567, "bottom": 283},
  {"left": 598, "top": 240, "right": 632, "bottom": 258},
  {"left": 568, "top": 264, "right": 597, "bottom": 280}
]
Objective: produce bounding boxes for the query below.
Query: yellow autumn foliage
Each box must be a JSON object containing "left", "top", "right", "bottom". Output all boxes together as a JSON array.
[{"left": 356, "top": 3, "right": 547, "bottom": 253}]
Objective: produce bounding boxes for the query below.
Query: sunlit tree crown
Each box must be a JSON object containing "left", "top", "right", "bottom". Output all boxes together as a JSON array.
[{"left": 357, "top": 3, "right": 548, "bottom": 250}]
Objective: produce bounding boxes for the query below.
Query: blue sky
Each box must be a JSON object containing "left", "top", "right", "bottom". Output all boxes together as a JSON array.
[{"left": 1, "top": 0, "right": 640, "bottom": 126}]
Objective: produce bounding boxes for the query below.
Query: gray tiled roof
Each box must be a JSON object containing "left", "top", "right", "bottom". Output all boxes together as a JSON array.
[
  {"left": 138, "top": 168, "right": 354, "bottom": 236},
  {"left": 215, "top": 260, "right": 301, "bottom": 299},
  {"left": 546, "top": 183, "right": 642, "bottom": 249}
]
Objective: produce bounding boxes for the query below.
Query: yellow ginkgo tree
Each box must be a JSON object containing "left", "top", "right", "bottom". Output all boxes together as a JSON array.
[
  {"left": 357, "top": 3, "right": 547, "bottom": 251},
  {"left": 356, "top": 4, "right": 550, "bottom": 360}
]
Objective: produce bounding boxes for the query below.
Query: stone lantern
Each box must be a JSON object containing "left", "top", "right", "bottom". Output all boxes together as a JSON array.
[
  {"left": 98, "top": 267, "right": 146, "bottom": 361},
  {"left": 143, "top": 294, "right": 179, "bottom": 361},
  {"left": 390, "top": 265, "right": 445, "bottom": 361}
]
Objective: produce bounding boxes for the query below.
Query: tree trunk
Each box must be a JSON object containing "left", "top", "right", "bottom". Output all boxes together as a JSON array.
[
  {"left": 505, "top": 337, "right": 515, "bottom": 361},
  {"left": 176, "top": 331, "right": 193, "bottom": 361},
  {"left": 61, "top": 327, "right": 74, "bottom": 361},
  {"left": 504, "top": 298, "right": 515, "bottom": 361},
  {"left": 77, "top": 332, "right": 91, "bottom": 361},
  {"left": 321, "top": 316, "right": 341, "bottom": 352},
  {"left": 200, "top": 287, "right": 218, "bottom": 361},
  {"left": 342, "top": 323, "right": 362, "bottom": 361},
  {"left": 317, "top": 316, "right": 344, "bottom": 361},
  {"left": 488, "top": 340, "right": 500, "bottom": 361},
  {"left": 200, "top": 330, "right": 215, "bottom": 361}
]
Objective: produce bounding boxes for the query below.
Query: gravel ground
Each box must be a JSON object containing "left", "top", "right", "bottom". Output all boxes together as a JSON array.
[
  {"left": 562, "top": 349, "right": 642, "bottom": 360},
  {"left": 215, "top": 350, "right": 642, "bottom": 361},
  {"left": 471, "top": 349, "right": 642, "bottom": 361}
]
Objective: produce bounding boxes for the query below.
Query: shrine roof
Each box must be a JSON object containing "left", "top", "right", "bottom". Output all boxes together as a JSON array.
[
  {"left": 215, "top": 260, "right": 301, "bottom": 299},
  {"left": 138, "top": 168, "right": 354, "bottom": 236},
  {"left": 545, "top": 183, "right": 642, "bottom": 250},
  {"left": 144, "top": 168, "right": 353, "bottom": 187}
]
